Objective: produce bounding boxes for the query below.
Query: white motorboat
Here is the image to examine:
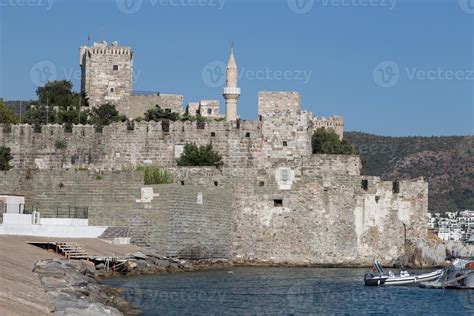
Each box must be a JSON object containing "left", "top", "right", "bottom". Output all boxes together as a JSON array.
[
  {"left": 419, "top": 258, "right": 474, "bottom": 289},
  {"left": 364, "top": 260, "right": 443, "bottom": 286}
]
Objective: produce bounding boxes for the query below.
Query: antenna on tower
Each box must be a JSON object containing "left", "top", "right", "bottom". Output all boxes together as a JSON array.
[{"left": 101, "top": 25, "right": 104, "bottom": 42}]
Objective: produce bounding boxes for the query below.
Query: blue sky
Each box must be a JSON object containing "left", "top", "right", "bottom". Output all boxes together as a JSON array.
[{"left": 0, "top": 0, "right": 472, "bottom": 136}]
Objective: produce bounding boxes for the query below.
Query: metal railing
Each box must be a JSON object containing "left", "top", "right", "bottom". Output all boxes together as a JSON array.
[
  {"left": 53, "top": 206, "right": 89, "bottom": 219},
  {"left": 2, "top": 203, "right": 38, "bottom": 214},
  {"left": 1, "top": 203, "right": 88, "bottom": 219}
]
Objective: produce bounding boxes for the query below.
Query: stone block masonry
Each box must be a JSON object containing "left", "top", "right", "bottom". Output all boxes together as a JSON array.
[
  {"left": 80, "top": 41, "right": 132, "bottom": 107},
  {"left": 0, "top": 160, "right": 429, "bottom": 265}
]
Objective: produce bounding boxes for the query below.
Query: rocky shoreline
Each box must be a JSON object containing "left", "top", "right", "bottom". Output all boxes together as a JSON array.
[
  {"left": 33, "top": 251, "right": 233, "bottom": 315},
  {"left": 33, "top": 241, "right": 474, "bottom": 315}
]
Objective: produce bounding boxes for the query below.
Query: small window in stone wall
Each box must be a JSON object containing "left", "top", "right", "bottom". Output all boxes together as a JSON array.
[
  {"left": 207, "top": 108, "right": 212, "bottom": 115},
  {"left": 361, "top": 180, "right": 368, "bottom": 191},
  {"left": 113, "top": 65, "right": 118, "bottom": 71},
  {"left": 214, "top": 181, "right": 218, "bottom": 186},
  {"left": 259, "top": 181, "right": 265, "bottom": 187},
  {"left": 180, "top": 181, "right": 185, "bottom": 185},
  {"left": 245, "top": 132, "right": 250, "bottom": 138},
  {"left": 375, "top": 196, "right": 380, "bottom": 203},
  {"left": 211, "top": 132, "right": 216, "bottom": 137},
  {"left": 110, "top": 88, "right": 114, "bottom": 92},
  {"left": 274, "top": 199, "right": 283, "bottom": 207},
  {"left": 81, "top": 130, "right": 85, "bottom": 137},
  {"left": 393, "top": 181, "right": 400, "bottom": 194},
  {"left": 283, "top": 141, "right": 288, "bottom": 147}
]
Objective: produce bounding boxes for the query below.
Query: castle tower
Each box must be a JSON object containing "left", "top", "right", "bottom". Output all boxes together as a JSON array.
[
  {"left": 80, "top": 41, "right": 133, "bottom": 107},
  {"left": 223, "top": 45, "right": 240, "bottom": 122}
]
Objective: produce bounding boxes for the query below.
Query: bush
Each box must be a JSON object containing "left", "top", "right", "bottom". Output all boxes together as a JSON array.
[
  {"left": 89, "top": 103, "right": 125, "bottom": 131},
  {"left": 0, "top": 146, "right": 13, "bottom": 171},
  {"left": 54, "top": 139, "right": 67, "bottom": 150},
  {"left": 145, "top": 105, "right": 180, "bottom": 122},
  {"left": 137, "top": 166, "right": 173, "bottom": 185},
  {"left": 312, "top": 128, "right": 356, "bottom": 155},
  {"left": 177, "top": 143, "right": 223, "bottom": 168},
  {"left": 0, "top": 99, "right": 18, "bottom": 124}
]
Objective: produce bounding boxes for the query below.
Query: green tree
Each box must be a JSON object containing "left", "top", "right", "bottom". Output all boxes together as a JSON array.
[
  {"left": 312, "top": 128, "right": 356, "bottom": 155},
  {"left": 177, "top": 143, "right": 223, "bottom": 168},
  {"left": 0, "top": 146, "right": 13, "bottom": 171},
  {"left": 24, "top": 105, "right": 57, "bottom": 132},
  {"left": 145, "top": 105, "right": 180, "bottom": 122},
  {"left": 36, "top": 80, "right": 87, "bottom": 109},
  {"left": 58, "top": 106, "right": 89, "bottom": 132},
  {"left": 89, "top": 104, "right": 126, "bottom": 131},
  {"left": 0, "top": 99, "right": 18, "bottom": 124}
]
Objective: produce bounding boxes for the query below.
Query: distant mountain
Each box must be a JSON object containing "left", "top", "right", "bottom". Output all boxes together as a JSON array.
[{"left": 345, "top": 132, "right": 474, "bottom": 213}]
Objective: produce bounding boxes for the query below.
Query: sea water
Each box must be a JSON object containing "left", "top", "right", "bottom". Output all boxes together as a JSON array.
[{"left": 104, "top": 267, "right": 474, "bottom": 315}]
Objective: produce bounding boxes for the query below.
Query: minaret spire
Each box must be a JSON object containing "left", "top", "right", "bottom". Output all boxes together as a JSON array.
[{"left": 223, "top": 43, "right": 240, "bottom": 122}]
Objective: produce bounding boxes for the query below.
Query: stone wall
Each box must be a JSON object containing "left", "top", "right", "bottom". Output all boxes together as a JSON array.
[
  {"left": 229, "top": 164, "right": 428, "bottom": 266},
  {"left": 119, "top": 94, "right": 184, "bottom": 119},
  {"left": 0, "top": 168, "right": 232, "bottom": 259},
  {"left": 312, "top": 116, "right": 344, "bottom": 140},
  {"left": 80, "top": 42, "right": 132, "bottom": 107},
  {"left": 0, "top": 121, "right": 262, "bottom": 170},
  {"left": 0, "top": 155, "right": 429, "bottom": 265}
]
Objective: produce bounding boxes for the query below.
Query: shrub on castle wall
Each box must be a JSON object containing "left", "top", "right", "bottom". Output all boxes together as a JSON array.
[
  {"left": 177, "top": 143, "right": 223, "bottom": 168},
  {"left": 312, "top": 128, "right": 356, "bottom": 155},
  {"left": 0, "top": 146, "right": 13, "bottom": 171},
  {"left": 137, "top": 166, "right": 173, "bottom": 184},
  {"left": 89, "top": 103, "right": 126, "bottom": 132},
  {"left": 54, "top": 139, "right": 67, "bottom": 150}
]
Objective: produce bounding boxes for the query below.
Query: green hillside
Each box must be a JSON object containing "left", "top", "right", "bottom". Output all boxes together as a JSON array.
[{"left": 345, "top": 132, "right": 473, "bottom": 213}]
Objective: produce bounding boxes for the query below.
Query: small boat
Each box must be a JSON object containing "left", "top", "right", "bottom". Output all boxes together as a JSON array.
[
  {"left": 364, "top": 260, "right": 443, "bottom": 286},
  {"left": 419, "top": 258, "right": 474, "bottom": 289}
]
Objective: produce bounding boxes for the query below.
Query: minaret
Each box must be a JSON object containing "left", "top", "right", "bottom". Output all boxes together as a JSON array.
[{"left": 223, "top": 44, "right": 240, "bottom": 122}]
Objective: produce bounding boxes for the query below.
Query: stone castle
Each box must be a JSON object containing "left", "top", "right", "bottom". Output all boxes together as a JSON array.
[{"left": 0, "top": 41, "right": 431, "bottom": 266}]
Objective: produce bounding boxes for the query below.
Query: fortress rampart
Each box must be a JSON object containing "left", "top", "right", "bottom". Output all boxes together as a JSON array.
[{"left": 0, "top": 162, "right": 427, "bottom": 265}]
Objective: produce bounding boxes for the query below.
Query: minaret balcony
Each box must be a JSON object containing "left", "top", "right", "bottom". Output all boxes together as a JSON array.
[{"left": 223, "top": 87, "right": 241, "bottom": 95}]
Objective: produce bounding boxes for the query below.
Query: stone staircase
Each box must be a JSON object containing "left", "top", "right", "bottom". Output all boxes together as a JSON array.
[
  {"left": 124, "top": 209, "right": 153, "bottom": 248},
  {"left": 99, "top": 227, "right": 130, "bottom": 242},
  {"left": 56, "top": 242, "right": 89, "bottom": 260}
]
